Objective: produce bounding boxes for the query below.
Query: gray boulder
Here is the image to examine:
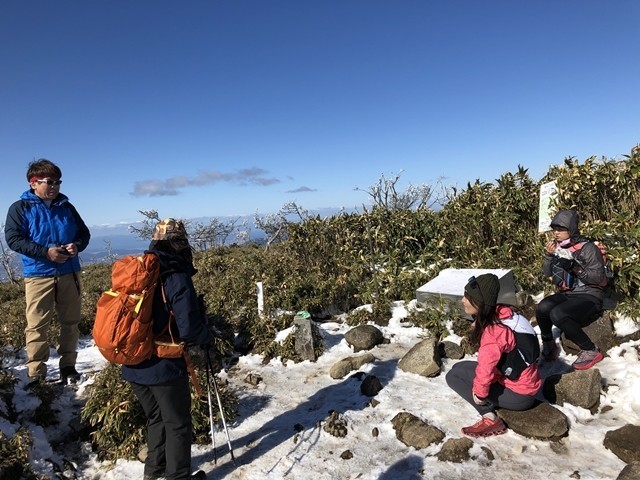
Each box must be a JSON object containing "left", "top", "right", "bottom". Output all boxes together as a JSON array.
[
  {"left": 294, "top": 315, "right": 318, "bottom": 361},
  {"left": 391, "top": 412, "right": 445, "bottom": 450},
  {"left": 398, "top": 337, "right": 441, "bottom": 378},
  {"left": 617, "top": 462, "right": 640, "bottom": 480},
  {"left": 344, "top": 325, "right": 384, "bottom": 352},
  {"left": 498, "top": 402, "right": 569, "bottom": 440},
  {"left": 439, "top": 340, "right": 465, "bottom": 360},
  {"left": 436, "top": 437, "right": 474, "bottom": 463},
  {"left": 361, "top": 375, "right": 383, "bottom": 397},
  {"left": 604, "top": 424, "right": 640, "bottom": 464},
  {"left": 329, "top": 353, "right": 376, "bottom": 379},
  {"left": 543, "top": 368, "right": 602, "bottom": 412}
]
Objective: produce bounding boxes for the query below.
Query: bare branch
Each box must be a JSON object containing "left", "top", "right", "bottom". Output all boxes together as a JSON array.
[{"left": 0, "top": 224, "right": 20, "bottom": 284}]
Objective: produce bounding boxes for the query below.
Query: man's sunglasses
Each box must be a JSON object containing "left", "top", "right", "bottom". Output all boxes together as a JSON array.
[{"left": 36, "top": 179, "right": 62, "bottom": 186}]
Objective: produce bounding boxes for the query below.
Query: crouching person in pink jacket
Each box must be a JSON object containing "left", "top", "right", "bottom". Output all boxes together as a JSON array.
[{"left": 445, "top": 273, "right": 542, "bottom": 437}]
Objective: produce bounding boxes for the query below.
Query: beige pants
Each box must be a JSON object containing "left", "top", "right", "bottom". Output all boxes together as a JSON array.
[{"left": 24, "top": 273, "right": 82, "bottom": 379}]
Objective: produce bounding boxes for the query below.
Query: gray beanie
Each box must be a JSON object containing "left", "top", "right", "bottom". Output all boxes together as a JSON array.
[{"left": 464, "top": 273, "right": 500, "bottom": 307}]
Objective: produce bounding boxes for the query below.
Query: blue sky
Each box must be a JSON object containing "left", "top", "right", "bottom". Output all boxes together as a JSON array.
[{"left": 1, "top": 1, "right": 638, "bottom": 227}]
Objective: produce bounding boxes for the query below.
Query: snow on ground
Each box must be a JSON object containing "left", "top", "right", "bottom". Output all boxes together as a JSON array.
[{"left": 3, "top": 301, "right": 639, "bottom": 480}]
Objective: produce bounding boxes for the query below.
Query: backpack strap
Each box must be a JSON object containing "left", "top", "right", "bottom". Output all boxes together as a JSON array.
[
  {"left": 183, "top": 349, "right": 203, "bottom": 396},
  {"left": 157, "top": 276, "right": 203, "bottom": 396}
]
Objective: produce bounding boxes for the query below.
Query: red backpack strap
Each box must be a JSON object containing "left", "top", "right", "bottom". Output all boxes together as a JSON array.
[{"left": 183, "top": 350, "right": 203, "bottom": 396}]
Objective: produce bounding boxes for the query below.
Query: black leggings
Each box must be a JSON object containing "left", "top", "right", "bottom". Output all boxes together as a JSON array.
[
  {"left": 535, "top": 292, "right": 602, "bottom": 350},
  {"left": 445, "top": 361, "right": 536, "bottom": 415}
]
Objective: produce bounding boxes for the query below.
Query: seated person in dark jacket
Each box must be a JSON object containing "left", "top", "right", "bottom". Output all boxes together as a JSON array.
[
  {"left": 122, "top": 218, "right": 213, "bottom": 480},
  {"left": 536, "top": 209, "right": 607, "bottom": 370}
]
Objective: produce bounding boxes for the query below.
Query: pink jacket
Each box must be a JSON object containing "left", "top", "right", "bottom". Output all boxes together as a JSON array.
[{"left": 472, "top": 309, "right": 542, "bottom": 398}]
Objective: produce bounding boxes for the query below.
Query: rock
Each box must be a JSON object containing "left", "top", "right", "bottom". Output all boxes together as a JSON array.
[
  {"left": 244, "top": 373, "right": 263, "bottom": 386},
  {"left": 361, "top": 375, "right": 383, "bottom": 397},
  {"left": 329, "top": 353, "right": 376, "bottom": 379},
  {"left": 603, "top": 424, "right": 640, "bottom": 464},
  {"left": 439, "top": 340, "right": 465, "bottom": 360},
  {"left": 480, "top": 446, "right": 495, "bottom": 462},
  {"left": 324, "top": 411, "right": 348, "bottom": 438},
  {"left": 436, "top": 437, "right": 474, "bottom": 463},
  {"left": 398, "top": 338, "right": 441, "bottom": 378},
  {"left": 372, "top": 427, "right": 379, "bottom": 438},
  {"left": 550, "top": 439, "right": 570, "bottom": 455},
  {"left": 561, "top": 312, "right": 615, "bottom": 355},
  {"left": 344, "top": 325, "right": 384, "bottom": 352},
  {"left": 497, "top": 402, "right": 569, "bottom": 440},
  {"left": 543, "top": 369, "right": 602, "bottom": 412},
  {"left": 617, "top": 330, "right": 640, "bottom": 345},
  {"left": 391, "top": 412, "right": 445, "bottom": 449},
  {"left": 294, "top": 316, "right": 318, "bottom": 361},
  {"left": 340, "top": 450, "right": 353, "bottom": 460},
  {"left": 617, "top": 462, "right": 640, "bottom": 480}
]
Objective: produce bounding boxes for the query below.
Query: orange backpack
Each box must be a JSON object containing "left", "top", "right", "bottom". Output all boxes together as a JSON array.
[{"left": 93, "top": 253, "right": 161, "bottom": 365}]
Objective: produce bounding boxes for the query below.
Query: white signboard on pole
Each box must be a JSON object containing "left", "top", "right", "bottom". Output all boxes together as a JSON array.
[{"left": 538, "top": 180, "right": 558, "bottom": 233}]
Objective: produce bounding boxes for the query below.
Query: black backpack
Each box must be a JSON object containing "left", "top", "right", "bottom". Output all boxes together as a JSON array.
[{"left": 496, "top": 329, "right": 540, "bottom": 381}]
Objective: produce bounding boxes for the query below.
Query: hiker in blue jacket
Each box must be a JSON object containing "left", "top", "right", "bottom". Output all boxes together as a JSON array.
[
  {"left": 536, "top": 209, "right": 606, "bottom": 370},
  {"left": 122, "top": 218, "right": 213, "bottom": 480},
  {"left": 5, "top": 159, "right": 90, "bottom": 385}
]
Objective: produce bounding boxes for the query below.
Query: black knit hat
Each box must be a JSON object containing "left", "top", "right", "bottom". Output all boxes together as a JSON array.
[{"left": 464, "top": 273, "right": 500, "bottom": 307}]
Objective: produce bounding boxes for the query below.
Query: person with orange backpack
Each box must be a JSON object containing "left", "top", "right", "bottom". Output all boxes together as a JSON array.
[
  {"left": 536, "top": 209, "right": 607, "bottom": 370},
  {"left": 121, "top": 218, "right": 213, "bottom": 480}
]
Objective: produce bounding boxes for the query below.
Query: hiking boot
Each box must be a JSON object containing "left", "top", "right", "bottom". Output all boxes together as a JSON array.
[
  {"left": 26, "top": 375, "right": 46, "bottom": 389},
  {"left": 60, "top": 366, "right": 81, "bottom": 384},
  {"left": 572, "top": 348, "right": 603, "bottom": 370},
  {"left": 461, "top": 417, "right": 507, "bottom": 437},
  {"left": 191, "top": 471, "right": 207, "bottom": 480},
  {"left": 538, "top": 340, "right": 559, "bottom": 364}
]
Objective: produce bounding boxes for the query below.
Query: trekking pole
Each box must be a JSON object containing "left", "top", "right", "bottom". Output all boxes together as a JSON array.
[
  {"left": 205, "top": 348, "right": 236, "bottom": 465},
  {"left": 203, "top": 349, "right": 217, "bottom": 463}
]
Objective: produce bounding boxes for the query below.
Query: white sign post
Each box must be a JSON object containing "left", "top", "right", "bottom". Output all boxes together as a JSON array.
[
  {"left": 538, "top": 180, "right": 558, "bottom": 234},
  {"left": 256, "top": 281, "right": 264, "bottom": 318}
]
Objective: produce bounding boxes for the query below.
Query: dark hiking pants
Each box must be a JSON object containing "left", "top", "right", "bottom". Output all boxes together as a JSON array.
[
  {"left": 445, "top": 361, "right": 536, "bottom": 415},
  {"left": 535, "top": 292, "right": 602, "bottom": 350},
  {"left": 131, "top": 376, "right": 192, "bottom": 480}
]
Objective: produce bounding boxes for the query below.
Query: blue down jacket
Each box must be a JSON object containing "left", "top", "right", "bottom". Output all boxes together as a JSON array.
[
  {"left": 4, "top": 190, "right": 90, "bottom": 277},
  {"left": 121, "top": 248, "right": 214, "bottom": 385}
]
